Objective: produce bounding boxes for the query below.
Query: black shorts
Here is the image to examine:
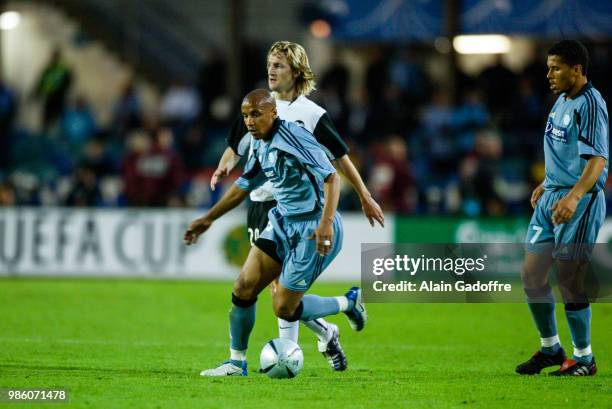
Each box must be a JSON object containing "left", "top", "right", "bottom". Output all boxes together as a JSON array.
[{"left": 246, "top": 199, "right": 277, "bottom": 246}]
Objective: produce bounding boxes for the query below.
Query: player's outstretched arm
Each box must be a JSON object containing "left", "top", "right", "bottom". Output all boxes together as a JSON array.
[
  {"left": 211, "top": 147, "right": 242, "bottom": 191},
  {"left": 551, "top": 156, "right": 606, "bottom": 225},
  {"left": 310, "top": 172, "right": 340, "bottom": 256},
  {"left": 334, "top": 154, "right": 385, "bottom": 227},
  {"left": 184, "top": 185, "right": 249, "bottom": 245}
]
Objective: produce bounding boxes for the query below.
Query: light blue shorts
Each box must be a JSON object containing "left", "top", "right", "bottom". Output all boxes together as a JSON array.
[
  {"left": 260, "top": 207, "right": 343, "bottom": 292},
  {"left": 525, "top": 189, "right": 605, "bottom": 260}
]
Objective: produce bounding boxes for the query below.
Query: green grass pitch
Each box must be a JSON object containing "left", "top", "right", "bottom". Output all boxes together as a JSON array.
[{"left": 1, "top": 278, "right": 610, "bottom": 408}]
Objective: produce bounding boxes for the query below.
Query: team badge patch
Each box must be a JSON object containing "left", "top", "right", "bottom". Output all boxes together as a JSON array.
[{"left": 562, "top": 114, "right": 571, "bottom": 126}]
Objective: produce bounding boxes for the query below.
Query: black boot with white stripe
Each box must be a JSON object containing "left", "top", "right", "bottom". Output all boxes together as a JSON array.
[
  {"left": 318, "top": 323, "right": 347, "bottom": 371},
  {"left": 549, "top": 358, "right": 597, "bottom": 376}
]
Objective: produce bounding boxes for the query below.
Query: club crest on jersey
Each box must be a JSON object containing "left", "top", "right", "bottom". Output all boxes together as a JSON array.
[
  {"left": 545, "top": 120, "right": 568, "bottom": 143},
  {"left": 562, "top": 113, "right": 571, "bottom": 126},
  {"left": 267, "top": 151, "right": 278, "bottom": 164},
  {"left": 294, "top": 120, "right": 305, "bottom": 128}
]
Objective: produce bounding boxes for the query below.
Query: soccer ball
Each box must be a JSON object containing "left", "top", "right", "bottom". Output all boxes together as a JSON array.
[{"left": 259, "top": 338, "right": 304, "bottom": 379}]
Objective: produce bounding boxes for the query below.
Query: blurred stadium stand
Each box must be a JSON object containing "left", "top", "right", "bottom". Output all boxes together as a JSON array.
[{"left": 0, "top": 0, "right": 610, "bottom": 217}]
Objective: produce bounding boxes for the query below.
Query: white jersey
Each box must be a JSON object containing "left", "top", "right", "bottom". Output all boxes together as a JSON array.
[{"left": 228, "top": 94, "right": 348, "bottom": 202}]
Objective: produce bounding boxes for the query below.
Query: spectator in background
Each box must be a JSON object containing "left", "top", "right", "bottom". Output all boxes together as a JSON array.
[
  {"left": 0, "top": 180, "right": 17, "bottom": 206},
  {"left": 512, "top": 77, "right": 545, "bottom": 130},
  {"left": 110, "top": 79, "right": 143, "bottom": 138},
  {"left": 362, "top": 48, "right": 394, "bottom": 142},
  {"left": 386, "top": 49, "right": 430, "bottom": 134},
  {"left": 418, "top": 89, "right": 456, "bottom": 182},
  {"left": 33, "top": 48, "right": 73, "bottom": 132},
  {"left": 522, "top": 45, "right": 551, "bottom": 102},
  {"left": 179, "top": 124, "right": 206, "bottom": 174},
  {"left": 588, "top": 44, "right": 611, "bottom": 103},
  {"left": 160, "top": 80, "right": 202, "bottom": 144},
  {"left": 81, "top": 137, "right": 117, "bottom": 179},
  {"left": 122, "top": 130, "right": 150, "bottom": 206},
  {"left": 198, "top": 48, "right": 228, "bottom": 122},
  {"left": 321, "top": 54, "right": 350, "bottom": 104},
  {"left": 65, "top": 165, "right": 101, "bottom": 207},
  {"left": 320, "top": 54, "right": 350, "bottom": 134},
  {"left": 0, "top": 76, "right": 17, "bottom": 173},
  {"left": 62, "top": 96, "right": 97, "bottom": 150},
  {"left": 453, "top": 88, "right": 490, "bottom": 153},
  {"left": 459, "top": 128, "right": 504, "bottom": 216},
  {"left": 122, "top": 127, "right": 184, "bottom": 207},
  {"left": 369, "top": 135, "right": 415, "bottom": 214},
  {"left": 160, "top": 80, "right": 201, "bottom": 125},
  {"left": 510, "top": 77, "right": 545, "bottom": 160},
  {"left": 364, "top": 48, "right": 389, "bottom": 107},
  {"left": 388, "top": 48, "right": 429, "bottom": 107},
  {"left": 477, "top": 55, "right": 517, "bottom": 124}
]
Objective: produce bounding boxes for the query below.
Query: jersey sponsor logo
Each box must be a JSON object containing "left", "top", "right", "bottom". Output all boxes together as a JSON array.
[{"left": 545, "top": 120, "right": 568, "bottom": 143}]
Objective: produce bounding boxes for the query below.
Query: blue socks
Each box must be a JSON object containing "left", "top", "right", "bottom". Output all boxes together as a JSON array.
[
  {"left": 229, "top": 294, "right": 256, "bottom": 366},
  {"left": 525, "top": 285, "right": 594, "bottom": 363},
  {"left": 565, "top": 303, "right": 593, "bottom": 364},
  {"left": 525, "top": 286, "right": 560, "bottom": 355},
  {"left": 226, "top": 292, "right": 352, "bottom": 365},
  {"left": 300, "top": 294, "right": 342, "bottom": 321}
]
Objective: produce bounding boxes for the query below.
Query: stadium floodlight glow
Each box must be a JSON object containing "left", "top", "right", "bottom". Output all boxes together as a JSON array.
[
  {"left": 453, "top": 35, "right": 511, "bottom": 54},
  {"left": 310, "top": 19, "right": 331, "bottom": 39},
  {"left": 0, "top": 11, "right": 21, "bottom": 30}
]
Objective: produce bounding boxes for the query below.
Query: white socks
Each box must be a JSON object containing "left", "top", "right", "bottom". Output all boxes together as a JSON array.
[
  {"left": 335, "top": 296, "right": 349, "bottom": 311},
  {"left": 230, "top": 348, "right": 246, "bottom": 361},
  {"left": 278, "top": 318, "right": 299, "bottom": 342},
  {"left": 574, "top": 345, "right": 592, "bottom": 357},
  {"left": 540, "top": 334, "right": 560, "bottom": 347},
  {"left": 278, "top": 317, "right": 334, "bottom": 343}
]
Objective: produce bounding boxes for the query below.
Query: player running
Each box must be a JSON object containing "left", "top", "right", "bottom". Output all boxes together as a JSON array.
[
  {"left": 516, "top": 40, "right": 608, "bottom": 376},
  {"left": 210, "top": 41, "right": 383, "bottom": 371},
  {"left": 185, "top": 89, "right": 367, "bottom": 376}
]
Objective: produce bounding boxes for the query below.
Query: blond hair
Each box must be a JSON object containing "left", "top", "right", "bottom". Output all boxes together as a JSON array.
[{"left": 267, "top": 41, "right": 316, "bottom": 96}]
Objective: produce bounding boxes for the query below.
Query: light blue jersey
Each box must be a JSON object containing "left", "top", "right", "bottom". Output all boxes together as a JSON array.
[
  {"left": 235, "top": 119, "right": 342, "bottom": 292},
  {"left": 543, "top": 83, "right": 609, "bottom": 191},
  {"left": 526, "top": 83, "right": 608, "bottom": 255},
  {"left": 235, "top": 119, "right": 336, "bottom": 217}
]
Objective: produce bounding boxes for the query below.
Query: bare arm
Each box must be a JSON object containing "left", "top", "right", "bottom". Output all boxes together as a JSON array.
[
  {"left": 310, "top": 172, "right": 341, "bottom": 256},
  {"left": 551, "top": 156, "right": 606, "bottom": 225},
  {"left": 210, "top": 147, "right": 242, "bottom": 191},
  {"left": 333, "top": 154, "right": 385, "bottom": 227},
  {"left": 184, "top": 184, "right": 249, "bottom": 245}
]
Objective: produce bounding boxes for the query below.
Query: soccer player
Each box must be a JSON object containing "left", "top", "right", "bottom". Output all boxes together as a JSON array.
[
  {"left": 211, "top": 41, "right": 384, "bottom": 371},
  {"left": 516, "top": 40, "right": 608, "bottom": 376},
  {"left": 185, "top": 89, "right": 367, "bottom": 376}
]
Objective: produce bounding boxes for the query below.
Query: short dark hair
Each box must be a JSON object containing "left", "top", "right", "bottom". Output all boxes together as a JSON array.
[{"left": 548, "top": 40, "right": 589, "bottom": 75}]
